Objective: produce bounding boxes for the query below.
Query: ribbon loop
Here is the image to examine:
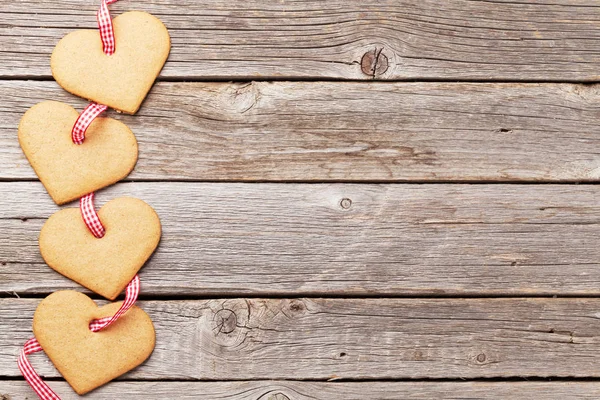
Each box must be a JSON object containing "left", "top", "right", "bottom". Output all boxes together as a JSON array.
[{"left": 71, "top": 102, "right": 107, "bottom": 144}]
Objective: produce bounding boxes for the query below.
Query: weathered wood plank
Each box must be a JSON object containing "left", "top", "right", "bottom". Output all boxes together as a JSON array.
[
  {"left": 3, "top": 298, "right": 600, "bottom": 379},
  {"left": 4, "top": 380, "right": 600, "bottom": 400},
  {"left": 3, "top": 0, "right": 600, "bottom": 80},
  {"left": 2, "top": 182, "right": 600, "bottom": 296},
  {"left": 2, "top": 81, "right": 600, "bottom": 182}
]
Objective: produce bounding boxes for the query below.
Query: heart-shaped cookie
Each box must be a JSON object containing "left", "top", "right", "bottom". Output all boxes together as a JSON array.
[
  {"left": 33, "top": 290, "right": 155, "bottom": 395},
  {"left": 39, "top": 197, "right": 161, "bottom": 300},
  {"left": 51, "top": 11, "right": 170, "bottom": 114},
  {"left": 18, "top": 101, "right": 138, "bottom": 205}
]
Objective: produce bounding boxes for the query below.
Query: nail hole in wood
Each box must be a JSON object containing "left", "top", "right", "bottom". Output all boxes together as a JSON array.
[{"left": 340, "top": 198, "right": 352, "bottom": 209}]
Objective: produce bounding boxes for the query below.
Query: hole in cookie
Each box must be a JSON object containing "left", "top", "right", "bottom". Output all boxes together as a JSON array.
[{"left": 88, "top": 316, "right": 109, "bottom": 332}]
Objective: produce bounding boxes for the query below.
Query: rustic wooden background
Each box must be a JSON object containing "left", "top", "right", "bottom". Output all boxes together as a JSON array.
[{"left": 2, "top": 0, "right": 600, "bottom": 398}]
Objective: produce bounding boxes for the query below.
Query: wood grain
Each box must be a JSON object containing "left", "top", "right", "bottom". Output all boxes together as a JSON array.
[
  {"left": 4, "top": 380, "right": 600, "bottom": 400},
  {"left": 3, "top": 0, "right": 600, "bottom": 80},
  {"left": 4, "top": 298, "right": 600, "bottom": 379},
  {"left": 4, "top": 0, "right": 600, "bottom": 391},
  {"left": 2, "top": 182, "right": 600, "bottom": 296},
  {"left": 3, "top": 81, "right": 600, "bottom": 182}
]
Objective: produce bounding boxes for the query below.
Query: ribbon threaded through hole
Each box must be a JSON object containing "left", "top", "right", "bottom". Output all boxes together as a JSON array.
[
  {"left": 89, "top": 275, "right": 140, "bottom": 331},
  {"left": 80, "top": 192, "right": 106, "bottom": 238},
  {"left": 71, "top": 102, "right": 108, "bottom": 144},
  {"left": 97, "top": 0, "right": 119, "bottom": 55}
]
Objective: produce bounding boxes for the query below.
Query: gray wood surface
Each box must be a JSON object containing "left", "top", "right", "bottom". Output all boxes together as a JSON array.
[
  {"left": 3, "top": 0, "right": 600, "bottom": 81},
  {"left": 3, "top": 0, "right": 600, "bottom": 394},
  {"left": 2, "top": 81, "right": 600, "bottom": 182},
  {"left": 4, "top": 380, "right": 600, "bottom": 400},
  {"left": 3, "top": 298, "right": 600, "bottom": 379},
  {"left": 2, "top": 182, "right": 600, "bottom": 296}
]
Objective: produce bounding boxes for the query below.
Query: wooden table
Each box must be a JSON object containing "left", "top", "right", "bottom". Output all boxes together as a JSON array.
[{"left": 2, "top": 1, "right": 600, "bottom": 398}]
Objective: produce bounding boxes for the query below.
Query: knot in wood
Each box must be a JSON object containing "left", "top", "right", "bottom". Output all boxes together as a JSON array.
[
  {"left": 208, "top": 299, "right": 250, "bottom": 348},
  {"left": 213, "top": 309, "right": 237, "bottom": 334},
  {"left": 340, "top": 198, "right": 352, "bottom": 209},
  {"left": 259, "top": 393, "right": 290, "bottom": 400},
  {"left": 361, "top": 48, "right": 389, "bottom": 78},
  {"left": 476, "top": 353, "right": 486, "bottom": 363},
  {"left": 232, "top": 82, "right": 260, "bottom": 114},
  {"left": 287, "top": 299, "right": 306, "bottom": 314}
]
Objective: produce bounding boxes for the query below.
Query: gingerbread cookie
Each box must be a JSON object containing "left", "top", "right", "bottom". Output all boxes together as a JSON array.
[
  {"left": 39, "top": 197, "right": 161, "bottom": 300},
  {"left": 33, "top": 290, "right": 155, "bottom": 395},
  {"left": 19, "top": 101, "right": 138, "bottom": 205},
  {"left": 51, "top": 11, "right": 170, "bottom": 114}
]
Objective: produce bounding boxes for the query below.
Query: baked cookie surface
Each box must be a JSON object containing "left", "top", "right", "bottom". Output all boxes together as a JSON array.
[
  {"left": 51, "top": 11, "right": 171, "bottom": 114},
  {"left": 39, "top": 197, "right": 161, "bottom": 300},
  {"left": 33, "top": 290, "right": 155, "bottom": 395},
  {"left": 18, "top": 101, "right": 138, "bottom": 205}
]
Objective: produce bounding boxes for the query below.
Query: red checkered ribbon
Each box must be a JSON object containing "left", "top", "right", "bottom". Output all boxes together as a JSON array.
[
  {"left": 17, "top": 339, "right": 60, "bottom": 400},
  {"left": 97, "top": 0, "right": 119, "bottom": 55},
  {"left": 71, "top": 103, "right": 107, "bottom": 145},
  {"left": 18, "top": 276, "right": 140, "bottom": 400},
  {"left": 80, "top": 192, "right": 105, "bottom": 238},
  {"left": 89, "top": 275, "right": 140, "bottom": 331},
  {"left": 71, "top": 0, "right": 119, "bottom": 144}
]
